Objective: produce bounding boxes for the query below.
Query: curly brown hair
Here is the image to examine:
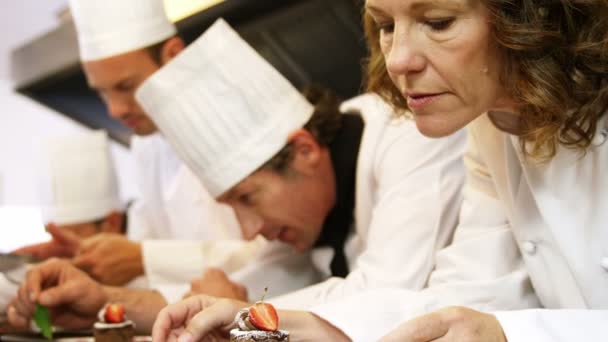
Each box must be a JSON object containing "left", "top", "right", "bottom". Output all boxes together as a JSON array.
[{"left": 364, "top": 1, "right": 608, "bottom": 159}]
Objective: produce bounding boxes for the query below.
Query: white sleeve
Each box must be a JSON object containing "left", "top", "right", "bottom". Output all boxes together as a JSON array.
[
  {"left": 495, "top": 310, "right": 608, "bottom": 342},
  {"left": 142, "top": 237, "right": 267, "bottom": 286},
  {"left": 230, "top": 241, "right": 324, "bottom": 301},
  {"left": 126, "top": 198, "right": 158, "bottom": 241},
  {"left": 271, "top": 126, "right": 466, "bottom": 310},
  {"left": 144, "top": 239, "right": 322, "bottom": 303},
  {"left": 154, "top": 283, "right": 190, "bottom": 305},
  {"left": 309, "top": 130, "right": 540, "bottom": 341}
]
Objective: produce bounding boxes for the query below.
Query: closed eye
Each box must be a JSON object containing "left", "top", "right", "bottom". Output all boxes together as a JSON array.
[
  {"left": 425, "top": 18, "right": 455, "bottom": 31},
  {"left": 377, "top": 22, "right": 395, "bottom": 34}
]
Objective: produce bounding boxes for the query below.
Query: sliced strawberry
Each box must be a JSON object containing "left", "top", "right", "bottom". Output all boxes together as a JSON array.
[
  {"left": 248, "top": 302, "right": 278, "bottom": 331},
  {"left": 104, "top": 303, "right": 125, "bottom": 323}
]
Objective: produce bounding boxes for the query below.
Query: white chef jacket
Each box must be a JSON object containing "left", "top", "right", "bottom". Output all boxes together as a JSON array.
[
  {"left": 269, "top": 93, "right": 466, "bottom": 310},
  {"left": 312, "top": 112, "right": 608, "bottom": 341},
  {"left": 128, "top": 134, "right": 320, "bottom": 302},
  {"left": 472, "top": 113, "right": 608, "bottom": 341}
]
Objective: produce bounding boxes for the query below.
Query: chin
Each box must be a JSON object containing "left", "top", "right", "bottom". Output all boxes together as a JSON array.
[
  {"left": 414, "top": 112, "right": 468, "bottom": 138},
  {"left": 133, "top": 126, "right": 158, "bottom": 136},
  {"left": 290, "top": 240, "right": 312, "bottom": 253}
]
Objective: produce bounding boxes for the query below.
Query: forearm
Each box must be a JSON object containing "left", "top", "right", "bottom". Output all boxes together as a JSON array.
[
  {"left": 103, "top": 286, "right": 168, "bottom": 334},
  {"left": 280, "top": 310, "right": 351, "bottom": 342}
]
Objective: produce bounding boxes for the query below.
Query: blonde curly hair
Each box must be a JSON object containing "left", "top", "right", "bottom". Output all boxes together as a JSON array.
[{"left": 364, "top": 0, "right": 608, "bottom": 160}]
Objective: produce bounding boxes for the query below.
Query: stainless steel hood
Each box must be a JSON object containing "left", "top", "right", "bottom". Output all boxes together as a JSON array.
[{"left": 11, "top": 0, "right": 367, "bottom": 145}]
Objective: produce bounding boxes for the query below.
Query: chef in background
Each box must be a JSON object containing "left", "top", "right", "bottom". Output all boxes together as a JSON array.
[
  {"left": 4, "top": 130, "right": 131, "bottom": 322},
  {"left": 15, "top": 130, "right": 127, "bottom": 261}
]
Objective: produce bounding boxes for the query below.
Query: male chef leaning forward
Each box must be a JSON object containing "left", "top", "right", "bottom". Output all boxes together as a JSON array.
[
  {"left": 7, "top": 19, "right": 466, "bottom": 335},
  {"left": 136, "top": 20, "right": 467, "bottom": 312},
  {"left": 15, "top": 0, "right": 319, "bottom": 307}
]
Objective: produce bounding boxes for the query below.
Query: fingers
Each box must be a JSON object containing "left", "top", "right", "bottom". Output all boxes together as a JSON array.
[
  {"left": 236, "top": 284, "right": 248, "bottom": 301},
  {"left": 7, "top": 259, "right": 65, "bottom": 328},
  {"left": 12, "top": 243, "right": 44, "bottom": 256},
  {"left": 181, "top": 301, "right": 235, "bottom": 342},
  {"left": 9, "top": 292, "right": 34, "bottom": 328},
  {"left": 16, "top": 283, "right": 35, "bottom": 316},
  {"left": 190, "top": 278, "right": 202, "bottom": 292},
  {"left": 201, "top": 267, "right": 228, "bottom": 281},
  {"left": 22, "top": 259, "right": 84, "bottom": 307},
  {"left": 7, "top": 305, "right": 29, "bottom": 329},
  {"left": 47, "top": 224, "right": 81, "bottom": 249},
  {"left": 152, "top": 297, "right": 207, "bottom": 341},
  {"left": 72, "top": 254, "right": 95, "bottom": 272},
  {"left": 74, "top": 234, "right": 105, "bottom": 258},
  {"left": 152, "top": 295, "right": 229, "bottom": 342},
  {"left": 12, "top": 242, "right": 56, "bottom": 260}
]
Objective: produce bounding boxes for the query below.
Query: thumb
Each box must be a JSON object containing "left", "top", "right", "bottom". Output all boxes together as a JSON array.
[
  {"left": 181, "top": 302, "right": 236, "bottom": 341},
  {"left": 47, "top": 224, "right": 81, "bottom": 250}
]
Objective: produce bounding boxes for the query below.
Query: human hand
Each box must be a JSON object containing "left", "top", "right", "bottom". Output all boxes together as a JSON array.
[
  {"left": 72, "top": 233, "right": 143, "bottom": 286},
  {"left": 152, "top": 295, "right": 247, "bottom": 342},
  {"left": 380, "top": 307, "right": 507, "bottom": 342},
  {"left": 12, "top": 224, "right": 81, "bottom": 260},
  {"left": 6, "top": 258, "right": 107, "bottom": 330},
  {"left": 185, "top": 268, "right": 248, "bottom": 301}
]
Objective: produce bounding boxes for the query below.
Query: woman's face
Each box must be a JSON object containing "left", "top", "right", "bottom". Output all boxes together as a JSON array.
[{"left": 366, "top": 0, "right": 508, "bottom": 137}]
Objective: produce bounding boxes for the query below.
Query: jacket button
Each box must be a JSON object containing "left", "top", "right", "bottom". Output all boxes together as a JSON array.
[
  {"left": 592, "top": 129, "right": 607, "bottom": 146},
  {"left": 522, "top": 241, "right": 537, "bottom": 255},
  {"left": 601, "top": 258, "right": 608, "bottom": 272}
]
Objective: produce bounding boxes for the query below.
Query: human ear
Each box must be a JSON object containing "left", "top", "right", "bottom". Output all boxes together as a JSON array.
[
  {"left": 287, "top": 129, "right": 323, "bottom": 174},
  {"left": 102, "top": 211, "right": 125, "bottom": 234},
  {"left": 160, "top": 37, "right": 186, "bottom": 64}
]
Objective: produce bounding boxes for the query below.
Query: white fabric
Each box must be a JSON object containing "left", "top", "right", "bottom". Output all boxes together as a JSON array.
[
  {"left": 0, "top": 272, "right": 19, "bottom": 316},
  {"left": 136, "top": 18, "right": 314, "bottom": 197},
  {"left": 265, "top": 93, "right": 466, "bottom": 311},
  {"left": 69, "top": 0, "right": 177, "bottom": 61},
  {"left": 128, "top": 134, "right": 320, "bottom": 303},
  {"left": 495, "top": 310, "right": 608, "bottom": 341},
  {"left": 39, "top": 130, "right": 121, "bottom": 225},
  {"left": 313, "top": 113, "right": 608, "bottom": 341}
]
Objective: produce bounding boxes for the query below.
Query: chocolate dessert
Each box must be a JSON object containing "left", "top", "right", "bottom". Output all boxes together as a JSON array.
[
  {"left": 94, "top": 304, "right": 135, "bottom": 342},
  {"left": 230, "top": 307, "right": 289, "bottom": 342}
]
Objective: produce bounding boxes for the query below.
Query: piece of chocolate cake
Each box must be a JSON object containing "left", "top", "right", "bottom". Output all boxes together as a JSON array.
[
  {"left": 94, "top": 304, "right": 135, "bottom": 342},
  {"left": 229, "top": 304, "right": 289, "bottom": 342}
]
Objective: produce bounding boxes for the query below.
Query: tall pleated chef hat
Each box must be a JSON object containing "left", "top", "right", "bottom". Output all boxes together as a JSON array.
[
  {"left": 69, "top": 0, "right": 177, "bottom": 61},
  {"left": 136, "top": 18, "right": 314, "bottom": 198},
  {"left": 39, "top": 131, "right": 122, "bottom": 225}
]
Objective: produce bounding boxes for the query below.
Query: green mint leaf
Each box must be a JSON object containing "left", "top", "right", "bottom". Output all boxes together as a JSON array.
[{"left": 33, "top": 304, "right": 53, "bottom": 340}]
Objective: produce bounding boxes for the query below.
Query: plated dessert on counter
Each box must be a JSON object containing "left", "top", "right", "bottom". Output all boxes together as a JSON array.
[
  {"left": 93, "top": 303, "right": 135, "bottom": 342},
  {"left": 230, "top": 289, "right": 289, "bottom": 342}
]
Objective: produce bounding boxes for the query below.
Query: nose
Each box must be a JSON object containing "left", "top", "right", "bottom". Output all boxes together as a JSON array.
[
  {"left": 105, "top": 94, "right": 132, "bottom": 120},
  {"left": 233, "top": 205, "right": 264, "bottom": 240},
  {"left": 385, "top": 24, "right": 425, "bottom": 77}
]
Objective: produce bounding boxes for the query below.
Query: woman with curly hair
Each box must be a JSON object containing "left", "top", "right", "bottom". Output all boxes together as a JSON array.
[
  {"left": 152, "top": 1, "right": 608, "bottom": 341},
  {"left": 360, "top": 0, "right": 608, "bottom": 340}
]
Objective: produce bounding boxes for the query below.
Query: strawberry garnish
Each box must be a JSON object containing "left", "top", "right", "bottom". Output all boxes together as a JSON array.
[
  {"left": 104, "top": 303, "right": 125, "bottom": 323},
  {"left": 248, "top": 287, "right": 278, "bottom": 331},
  {"left": 249, "top": 302, "right": 278, "bottom": 331}
]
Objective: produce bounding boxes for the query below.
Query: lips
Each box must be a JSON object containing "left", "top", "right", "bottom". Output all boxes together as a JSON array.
[
  {"left": 405, "top": 92, "right": 445, "bottom": 110},
  {"left": 264, "top": 226, "right": 286, "bottom": 241},
  {"left": 123, "top": 117, "right": 141, "bottom": 128},
  {"left": 278, "top": 227, "right": 291, "bottom": 242}
]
